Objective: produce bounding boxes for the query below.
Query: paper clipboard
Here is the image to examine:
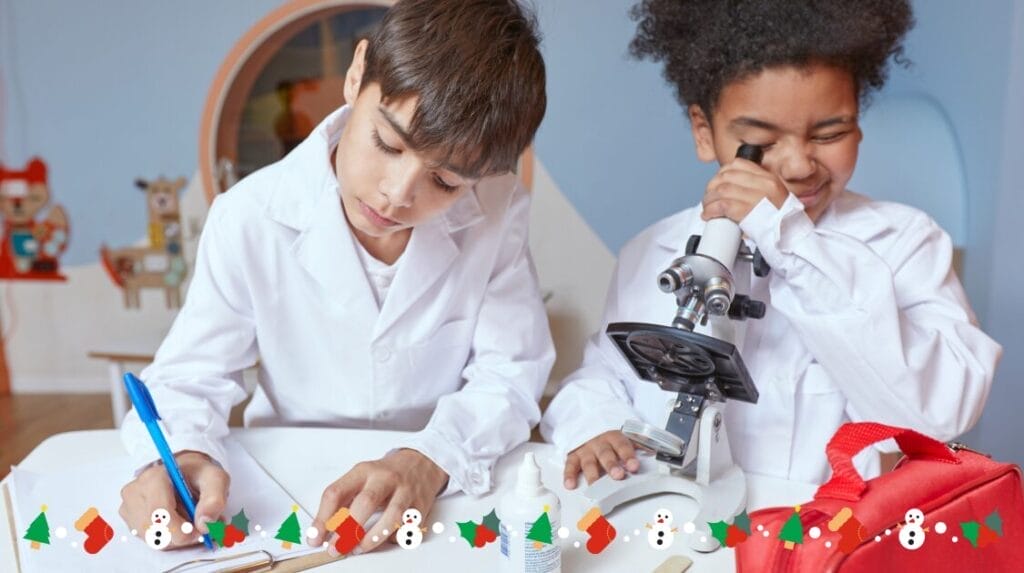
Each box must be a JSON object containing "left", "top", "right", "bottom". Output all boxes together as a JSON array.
[
  {"left": 162, "top": 547, "right": 343, "bottom": 573},
  {"left": 3, "top": 479, "right": 341, "bottom": 573}
]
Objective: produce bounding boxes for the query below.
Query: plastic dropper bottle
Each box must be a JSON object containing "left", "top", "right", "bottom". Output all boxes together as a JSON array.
[{"left": 498, "top": 452, "right": 561, "bottom": 573}]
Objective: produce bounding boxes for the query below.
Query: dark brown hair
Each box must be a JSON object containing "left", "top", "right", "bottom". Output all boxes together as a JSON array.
[{"left": 361, "top": 0, "right": 546, "bottom": 178}]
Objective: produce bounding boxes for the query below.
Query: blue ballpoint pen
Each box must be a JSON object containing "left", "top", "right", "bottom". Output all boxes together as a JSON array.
[{"left": 123, "top": 372, "right": 215, "bottom": 550}]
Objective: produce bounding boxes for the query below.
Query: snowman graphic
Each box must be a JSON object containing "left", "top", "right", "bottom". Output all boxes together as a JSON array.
[
  {"left": 396, "top": 508, "right": 426, "bottom": 549},
  {"left": 646, "top": 508, "right": 678, "bottom": 550},
  {"left": 898, "top": 508, "right": 927, "bottom": 551},
  {"left": 145, "top": 508, "right": 172, "bottom": 550}
]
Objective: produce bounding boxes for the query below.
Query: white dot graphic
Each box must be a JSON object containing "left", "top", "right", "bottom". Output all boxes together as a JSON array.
[
  {"left": 756, "top": 524, "right": 764, "bottom": 532},
  {"left": 557, "top": 527, "right": 570, "bottom": 539},
  {"left": 432, "top": 522, "right": 444, "bottom": 534},
  {"left": 936, "top": 522, "right": 947, "bottom": 534},
  {"left": 55, "top": 526, "right": 68, "bottom": 539},
  {"left": 885, "top": 529, "right": 892, "bottom": 536},
  {"left": 700, "top": 536, "right": 707, "bottom": 543},
  {"left": 261, "top": 531, "right": 267, "bottom": 538},
  {"left": 322, "top": 542, "right": 329, "bottom": 548},
  {"left": 181, "top": 522, "right": 194, "bottom": 535},
  {"left": 683, "top": 522, "right": 696, "bottom": 534},
  {"left": 372, "top": 535, "right": 379, "bottom": 543},
  {"left": 306, "top": 526, "right": 319, "bottom": 540},
  {"left": 382, "top": 529, "right": 389, "bottom": 536},
  {"left": 952, "top": 536, "right": 959, "bottom": 543},
  {"left": 825, "top": 541, "right": 832, "bottom": 548},
  {"left": 875, "top": 536, "right": 881, "bottom": 542},
  {"left": 633, "top": 529, "right": 640, "bottom": 536},
  {"left": 624, "top": 536, "right": 630, "bottom": 543},
  {"left": 131, "top": 529, "right": 138, "bottom": 536},
  {"left": 254, "top": 524, "right": 262, "bottom": 532},
  {"left": 763, "top": 531, "right": 769, "bottom": 537},
  {"left": 809, "top": 527, "right": 821, "bottom": 539},
  {"left": 574, "top": 541, "right": 581, "bottom": 548}
]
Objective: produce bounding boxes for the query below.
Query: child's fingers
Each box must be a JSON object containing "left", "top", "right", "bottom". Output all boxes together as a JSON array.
[
  {"left": 579, "top": 451, "right": 603, "bottom": 485},
  {"left": 563, "top": 453, "right": 582, "bottom": 490},
  {"left": 358, "top": 490, "right": 411, "bottom": 554},
  {"left": 608, "top": 434, "right": 640, "bottom": 473},
  {"left": 191, "top": 463, "right": 230, "bottom": 535},
  {"left": 348, "top": 477, "right": 395, "bottom": 531},
  {"left": 594, "top": 443, "right": 625, "bottom": 480},
  {"left": 311, "top": 472, "right": 365, "bottom": 547}
]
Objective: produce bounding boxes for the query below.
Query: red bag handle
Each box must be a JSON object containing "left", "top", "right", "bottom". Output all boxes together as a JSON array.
[{"left": 814, "top": 422, "right": 960, "bottom": 501}]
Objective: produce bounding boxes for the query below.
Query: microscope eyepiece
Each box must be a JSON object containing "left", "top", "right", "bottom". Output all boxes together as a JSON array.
[{"left": 736, "top": 143, "right": 764, "bottom": 164}]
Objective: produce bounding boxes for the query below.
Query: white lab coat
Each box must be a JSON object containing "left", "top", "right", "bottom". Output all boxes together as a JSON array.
[
  {"left": 121, "top": 107, "right": 555, "bottom": 496},
  {"left": 541, "top": 191, "right": 1001, "bottom": 484}
]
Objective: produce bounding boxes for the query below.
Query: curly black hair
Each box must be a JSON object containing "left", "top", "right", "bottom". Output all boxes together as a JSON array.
[{"left": 630, "top": 0, "right": 914, "bottom": 116}]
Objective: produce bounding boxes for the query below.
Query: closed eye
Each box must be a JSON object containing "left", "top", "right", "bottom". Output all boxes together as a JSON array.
[
  {"left": 372, "top": 130, "right": 400, "bottom": 155},
  {"left": 813, "top": 131, "right": 850, "bottom": 143},
  {"left": 433, "top": 174, "right": 458, "bottom": 193}
]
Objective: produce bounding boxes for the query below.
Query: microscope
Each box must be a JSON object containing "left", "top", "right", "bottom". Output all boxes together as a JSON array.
[{"left": 584, "top": 144, "right": 769, "bottom": 552}]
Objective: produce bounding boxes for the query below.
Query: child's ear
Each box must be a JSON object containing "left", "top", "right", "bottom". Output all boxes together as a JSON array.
[
  {"left": 343, "top": 39, "right": 369, "bottom": 105},
  {"left": 688, "top": 104, "right": 718, "bottom": 163}
]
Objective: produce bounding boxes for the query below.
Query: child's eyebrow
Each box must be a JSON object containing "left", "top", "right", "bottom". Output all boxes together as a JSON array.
[
  {"left": 729, "top": 115, "right": 858, "bottom": 131},
  {"left": 377, "top": 106, "right": 480, "bottom": 181}
]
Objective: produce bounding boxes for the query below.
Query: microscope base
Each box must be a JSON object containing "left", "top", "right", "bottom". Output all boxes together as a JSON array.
[{"left": 582, "top": 405, "right": 747, "bottom": 552}]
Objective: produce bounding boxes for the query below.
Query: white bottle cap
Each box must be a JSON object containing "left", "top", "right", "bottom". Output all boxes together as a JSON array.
[{"left": 515, "top": 452, "right": 544, "bottom": 497}]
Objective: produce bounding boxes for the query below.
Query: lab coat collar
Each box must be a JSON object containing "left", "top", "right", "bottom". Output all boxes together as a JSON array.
[{"left": 276, "top": 105, "right": 470, "bottom": 340}]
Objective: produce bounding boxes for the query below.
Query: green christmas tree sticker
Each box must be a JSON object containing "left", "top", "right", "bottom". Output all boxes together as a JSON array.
[
  {"left": 23, "top": 504, "right": 51, "bottom": 550},
  {"left": 779, "top": 506, "right": 804, "bottom": 550},
  {"left": 526, "top": 505, "right": 553, "bottom": 550},
  {"left": 275, "top": 505, "right": 303, "bottom": 549}
]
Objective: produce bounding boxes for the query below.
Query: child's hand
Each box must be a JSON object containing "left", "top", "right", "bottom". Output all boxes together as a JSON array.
[
  {"left": 563, "top": 430, "right": 640, "bottom": 490},
  {"left": 308, "top": 448, "right": 448, "bottom": 555},
  {"left": 118, "top": 450, "right": 230, "bottom": 547},
  {"left": 701, "top": 156, "right": 788, "bottom": 223}
]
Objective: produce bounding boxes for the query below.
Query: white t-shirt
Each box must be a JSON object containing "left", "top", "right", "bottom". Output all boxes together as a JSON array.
[{"left": 353, "top": 237, "right": 401, "bottom": 308}]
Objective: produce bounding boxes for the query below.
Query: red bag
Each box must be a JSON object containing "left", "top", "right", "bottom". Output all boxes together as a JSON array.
[{"left": 735, "top": 422, "right": 1024, "bottom": 572}]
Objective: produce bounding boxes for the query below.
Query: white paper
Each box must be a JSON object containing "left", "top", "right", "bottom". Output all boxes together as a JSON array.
[{"left": 10, "top": 438, "right": 322, "bottom": 573}]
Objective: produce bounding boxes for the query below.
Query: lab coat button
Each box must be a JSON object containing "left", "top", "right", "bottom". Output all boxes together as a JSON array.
[{"left": 374, "top": 347, "right": 392, "bottom": 362}]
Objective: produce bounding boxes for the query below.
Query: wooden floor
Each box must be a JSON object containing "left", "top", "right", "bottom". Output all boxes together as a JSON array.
[{"left": 0, "top": 393, "right": 249, "bottom": 480}]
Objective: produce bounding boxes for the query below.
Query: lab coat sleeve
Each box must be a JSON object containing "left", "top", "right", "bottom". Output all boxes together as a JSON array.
[
  {"left": 539, "top": 259, "right": 646, "bottom": 456},
  {"left": 119, "top": 196, "right": 254, "bottom": 474},
  {"left": 396, "top": 187, "right": 555, "bottom": 497},
  {"left": 739, "top": 194, "right": 1002, "bottom": 442}
]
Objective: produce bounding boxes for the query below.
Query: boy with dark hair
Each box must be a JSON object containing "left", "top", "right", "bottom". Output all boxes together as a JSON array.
[
  {"left": 120, "top": 0, "right": 552, "bottom": 556},
  {"left": 543, "top": 0, "right": 1001, "bottom": 489}
]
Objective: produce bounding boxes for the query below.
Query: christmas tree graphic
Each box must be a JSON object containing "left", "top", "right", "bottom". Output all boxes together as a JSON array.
[
  {"left": 779, "top": 505, "right": 804, "bottom": 550},
  {"left": 23, "top": 504, "right": 51, "bottom": 550},
  {"left": 275, "top": 505, "right": 303, "bottom": 549},
  {"left": 526, "top": 505, "right": 554, "bottom": 550}
]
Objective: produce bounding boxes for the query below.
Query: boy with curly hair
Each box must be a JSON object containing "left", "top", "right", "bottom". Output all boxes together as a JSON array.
[{"left": 543, "top": 0, "right": 1001, "bottom": 488}]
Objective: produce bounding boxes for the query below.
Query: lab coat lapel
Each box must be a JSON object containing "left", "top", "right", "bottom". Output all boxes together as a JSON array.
[
  {"left": 292, "top": 186, "right": 380, "bottom": 320},
  {"left": 373, "top": 188, "right": 485, "bottom": 339},
  {"left": 374, "top": 217, "right": 458, "bottom": 340}
]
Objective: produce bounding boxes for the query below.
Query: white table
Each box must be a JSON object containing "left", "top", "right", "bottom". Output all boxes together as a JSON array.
[{"left": 1, "top": 429, "right": 817, "bottom": 572}]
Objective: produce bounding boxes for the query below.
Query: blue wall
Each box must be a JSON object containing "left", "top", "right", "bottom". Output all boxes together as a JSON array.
[
  {"left": 2, "top": 1, "right": 1022, "bottom": 460},
  {"left": 0, "top": 0, "right": 281, "bottom": 264}
]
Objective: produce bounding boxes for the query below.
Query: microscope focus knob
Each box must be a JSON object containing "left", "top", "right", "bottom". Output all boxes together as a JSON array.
[{"left": 728, "top": 295, "right": 767, "bottom": 320}]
